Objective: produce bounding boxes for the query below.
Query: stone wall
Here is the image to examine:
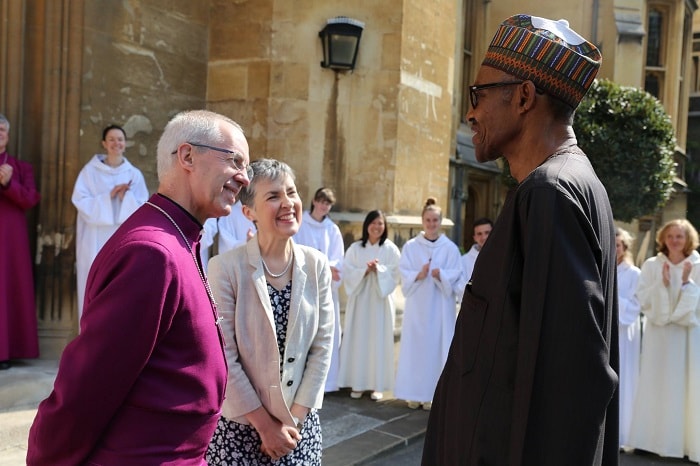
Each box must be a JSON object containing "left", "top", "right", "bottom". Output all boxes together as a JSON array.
[{"left": 206, "top": 0, "right": 457, "bottom": 218}]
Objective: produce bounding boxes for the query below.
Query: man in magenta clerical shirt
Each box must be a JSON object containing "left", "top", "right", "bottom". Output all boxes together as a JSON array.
[{"left": 27, "top": 109, "right": 252, "bottom": 465}]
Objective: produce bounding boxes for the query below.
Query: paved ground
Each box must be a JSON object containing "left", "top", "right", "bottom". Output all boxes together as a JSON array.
[
  {"left": 0, "top": 358, "right": 429, "bottom": 466},
  {"left": 1, "top": 358, "right": 698, "bottom": 465},
  {"left": 367, "top": 440, "right": 699, "bottom": 466}
]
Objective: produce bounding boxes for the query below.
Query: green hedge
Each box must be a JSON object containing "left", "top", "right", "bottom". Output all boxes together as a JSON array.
[{"left": 573, "top": 79, "right": 676, "bottom": 222}]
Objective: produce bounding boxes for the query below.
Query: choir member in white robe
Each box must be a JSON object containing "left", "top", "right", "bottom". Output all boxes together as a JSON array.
[
  {"left": 338, "top": 210, "right": 400, "bottom": 401},
  {"left": 217, "top": 199, "right": 256, "bottom": 254},
  {"left": 458, "top": 218, "right": 493, "bottom": 303},
  {"left": 71, "top": 125, "right": 148, "bottom": 318},
  {"left": 628, "top": 219, "right": 700, "bottom": 462},
  {"left": 615, "top": 227, "right": 641, "bottom": 448},
  {"left": 294, "top": 187, "right": 344, "bottom": 392},
  {"left": 394, "top": 198, "right": 462, "bottom": 410},
  {"left": 200, "top": 217, "right": 218, "bottom": 271}
]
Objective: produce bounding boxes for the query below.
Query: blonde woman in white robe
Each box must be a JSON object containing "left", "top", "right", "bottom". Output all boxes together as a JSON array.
[
  {"left": 628, "top": 219, "right": 700, "bottom": 462},
  {"left": 615, "top": 227, "right": 641, "bottom": 449},
  {"left": 338, "top": 210, "right": 400, "bottom": 401},
  {"left": 394, "top": 198, "right": 463, "bottom": 410},
  {"left": 71, "top": 125, "right": 148, "bottom": 317}
]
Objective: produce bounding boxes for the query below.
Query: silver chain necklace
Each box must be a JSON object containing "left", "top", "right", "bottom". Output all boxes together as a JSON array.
[
  {"left": 146, "top": 201, "right": 224, "bottom": 333},
  {"left": 261, "top": 253, "right": 293, "bottom": 278}
]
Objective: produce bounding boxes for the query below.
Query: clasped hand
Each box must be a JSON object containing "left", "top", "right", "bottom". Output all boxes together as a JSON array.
[
  {"left": 662, "top": 261, "right": 692, "bottom": 287},
  {"left": 259, "top": 422, "right": 301, "bottom": 461},
  {"left": 110, "top": 181, "right": 132, "bottom": 200},
  {"left": 366, "top": 258, "right": 379, "bottom": 275},
  {"left": 416, "top": 261, "right": 439, "bottom": 280},
  {"left": 0, "top": 163, "right": 13, "bottom": 187}
]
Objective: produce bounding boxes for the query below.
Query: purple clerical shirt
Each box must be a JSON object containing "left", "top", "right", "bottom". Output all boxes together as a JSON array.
[{"left": 27, "top": 193, "right": 227, "bottom": 465}]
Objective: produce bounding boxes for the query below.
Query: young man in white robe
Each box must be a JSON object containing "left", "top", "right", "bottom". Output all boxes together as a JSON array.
[
  {"left": 217, "top": 198, "right": 256, "bottom": 254},
  {"left": 294, "top": 187, "right": 344, "bottom": 392}
]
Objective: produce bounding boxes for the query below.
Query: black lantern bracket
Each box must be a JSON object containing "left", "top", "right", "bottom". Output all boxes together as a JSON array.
[{"left": 319, "top": 16, "right": 365, "bottom": 72}]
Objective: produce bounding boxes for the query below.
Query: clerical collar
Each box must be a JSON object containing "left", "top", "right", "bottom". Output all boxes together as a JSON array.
[{"left": 155, "top": 193, "right": 204, "bottom": 229}]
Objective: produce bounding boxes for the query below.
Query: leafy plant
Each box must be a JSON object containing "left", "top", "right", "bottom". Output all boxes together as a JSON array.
[{"left": 573, "top": 79, "right": 676, "bottom": 222}]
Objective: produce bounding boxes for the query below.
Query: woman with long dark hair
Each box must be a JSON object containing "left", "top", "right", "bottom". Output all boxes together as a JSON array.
[{"left": 338, "top": 210, "right": 401, "bottom": 401}]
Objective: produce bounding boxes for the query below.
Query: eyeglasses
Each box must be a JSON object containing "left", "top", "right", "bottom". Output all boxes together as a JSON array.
[
  {"left": 173, "top": 142, "right": 253, "bottom": 180},
  {"left": 469, "top": 81, "right": 524, "bottom": 109}
]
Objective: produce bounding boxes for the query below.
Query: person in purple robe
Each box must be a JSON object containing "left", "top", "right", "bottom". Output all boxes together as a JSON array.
[
  {"left": 27, "top": 109, "right": 252, "bottom": 465},
  {"left": 0, "top": 113, "right": 41, "bottom": 370}
]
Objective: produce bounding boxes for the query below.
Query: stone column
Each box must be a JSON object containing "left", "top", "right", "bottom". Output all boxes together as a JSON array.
[{"left": 1, "top": 0, "right": 83, "bottom": 355}]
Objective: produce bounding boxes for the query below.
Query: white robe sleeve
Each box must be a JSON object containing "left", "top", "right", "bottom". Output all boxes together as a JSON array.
[
  {"left": 116, "top": 168, "right": 149, "bottom": 223},
  {"left": 71, "top": 168, "right": 117, "bottom": 227},
  {"left": 328, "top": 222, "right": 345, "bottom": 279},
  {"left": 400, "top": 242, "right": 425, "bottom": 298},
  {"left": 431, "top": 239, "right": 464, "bottom": 299},
  {"left": 637, "top": 259, "right": 673, "bottom": 325},
  {"left": 670, "top": 263, "right": 700, "bottom": 326},
  {"left": 375, "top": 241, "right": 401, "bottom": 298},
  {"left": 342, "top": 243, "right": 368, "bottom": 298},
  {"left": 618, "top": 266, "right": 641, "bottom": 326},
  {"left": 672, "top": 281, "right": 700, "bottom": 326}
]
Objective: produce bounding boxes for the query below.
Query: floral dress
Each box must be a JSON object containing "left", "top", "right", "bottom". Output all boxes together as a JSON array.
[{"left": 206, "top": 281, "right": 323, "bottom": 465}]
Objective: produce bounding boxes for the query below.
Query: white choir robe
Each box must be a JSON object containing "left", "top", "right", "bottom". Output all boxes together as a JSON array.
[
  {"left": 337, "top": 239, "right": 401, "bottom": 393},
  {"left": 457, "top": 244, "right": 479, "bottom": 303},
  {"left": 294, "top": 211, "right": 344, "bottom": 391},
  {"left": 628, "top": 250, "right": 700, "bottom": 462},
  {"left": 617, "top": 260, "right": 641, "bottom": 447},
  {"left": 200, "top": 218, "right": 218, "bottom": 272},
  {"left": 71, "top": 154, "right": 148, "bottom": 317},
  {"left": 394, "top": 233, "right": 463, "bottom": 403},
  {"left": 217, "top": 200, "right": 256, "bottom": 254}
]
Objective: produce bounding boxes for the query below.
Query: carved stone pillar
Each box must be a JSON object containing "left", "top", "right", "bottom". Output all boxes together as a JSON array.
[{"left": 0, "top": 0, "right": 85, "bottom": 356}]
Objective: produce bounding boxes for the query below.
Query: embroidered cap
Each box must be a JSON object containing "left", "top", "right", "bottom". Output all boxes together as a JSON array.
[{"left": 483, "top": 14, "right": 601, "bottom": 108}]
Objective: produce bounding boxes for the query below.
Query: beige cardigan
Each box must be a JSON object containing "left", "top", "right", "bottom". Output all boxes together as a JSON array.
[{"left": 207, "top": 236, "right": 334, "bottom": 427}]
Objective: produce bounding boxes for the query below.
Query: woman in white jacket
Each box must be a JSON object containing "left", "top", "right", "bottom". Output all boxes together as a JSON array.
[
  {"left": 206, "top": 159, "right": 333, "bottom": 465},
  {"left": 628, "top": 219, "right": 700, "bottom": 462}
]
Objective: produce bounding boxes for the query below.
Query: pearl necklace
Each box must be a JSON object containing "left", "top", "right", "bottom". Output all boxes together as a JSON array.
[
  {"left": 146, "top": 201, "right": 225, "bottom": 337},
  {"left": 261, "top": 253, "right": 293, "bottom": 278}
]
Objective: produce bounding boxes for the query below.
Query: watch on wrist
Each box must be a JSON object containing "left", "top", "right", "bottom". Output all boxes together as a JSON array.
[{"left": 292, "top": 416, "right": 303, "bottom": 430}]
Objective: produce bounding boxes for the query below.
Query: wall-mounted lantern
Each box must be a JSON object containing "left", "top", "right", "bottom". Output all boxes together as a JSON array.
[{"left": 319, "top": 16, "right": 365, "bottom": 71}]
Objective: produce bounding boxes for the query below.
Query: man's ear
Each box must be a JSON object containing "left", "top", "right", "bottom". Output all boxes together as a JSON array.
[
  {"left": 518, "top": 80, "right": 538, "bottom": 112},
  {"left": 175, "top": 144, "right": 195, "bottom": 172}
]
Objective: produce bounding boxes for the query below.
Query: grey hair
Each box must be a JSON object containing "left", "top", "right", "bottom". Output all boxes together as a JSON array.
[
  {"left": 156, "top": 110, "right": 243, "bottom": 180},
  {"left": 0, "top": 113, "right": 9, "bottom": 130},
  {"left": 238, "top": 158, "right": 295, "bottom": 208}
]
